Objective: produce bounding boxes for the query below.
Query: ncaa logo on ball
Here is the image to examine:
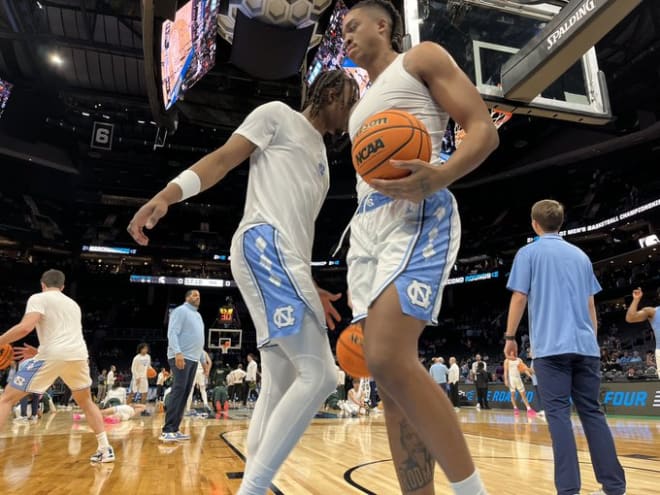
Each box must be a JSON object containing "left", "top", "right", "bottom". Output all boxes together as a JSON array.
[{"left": 354, "top": 138, "right": 385, "bottom": 165}]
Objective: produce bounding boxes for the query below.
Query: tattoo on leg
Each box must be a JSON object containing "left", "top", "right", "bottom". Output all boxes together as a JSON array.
[{"left": 396, "top": 419, "right": 434, "bottom": 492}]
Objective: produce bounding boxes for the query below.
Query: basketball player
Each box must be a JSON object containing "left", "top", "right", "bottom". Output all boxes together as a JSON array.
[
  {"left": 340, "top": 379, "right": 366, "bottom": 416},
  {"left": 129, "top": 343, "right": 151, "bottom": 404},
  {"left": 74, "top": 403, "right": 147, "bottom": 423},
  {"left": 0, "top": 269, "right": 115, "bottom": 463},
  {"left": 127, "top": 70, "right": 358, "bottom": 494},
  {"left": 503, "top": 355, "right": 536, "bottom": 416},
  {"left": 505, "top": 200, "right": 626, "bottom": 495},
  {"left": 341, "top": 1, "right": 498, "bottom": 493},
  {"left": 625, "top": 288, "right": 659, "bottom": 377}
]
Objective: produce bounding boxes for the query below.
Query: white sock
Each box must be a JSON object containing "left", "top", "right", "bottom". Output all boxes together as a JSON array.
[
  {"left": 96, "top": 432, "right": 110, "bottom": 449},
  {"left": 450, "top": 470, "right": 487, "bottom": 495}
]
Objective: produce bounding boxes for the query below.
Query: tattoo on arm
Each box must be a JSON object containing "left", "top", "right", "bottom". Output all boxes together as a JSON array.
[{"left": 396, "top": 420, "right": 435, "bottom": 493}]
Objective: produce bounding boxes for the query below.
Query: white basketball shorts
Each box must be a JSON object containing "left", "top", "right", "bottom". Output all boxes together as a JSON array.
[
  {"left": 11, "top": 358, "right": 92, "bottom": 394},
  {"left": 231, "top": 223, "right": 325, "bottom": 348},
  {"left": 347, "top": 189, "right": 461, "bottom": 324},
  {"left": 509, "top": 377, "right": 526, "bottom": 393}
]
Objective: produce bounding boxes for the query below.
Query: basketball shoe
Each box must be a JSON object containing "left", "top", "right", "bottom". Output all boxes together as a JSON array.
[{"left": 90, "top": 446, "right": 116, "bottom": 463}]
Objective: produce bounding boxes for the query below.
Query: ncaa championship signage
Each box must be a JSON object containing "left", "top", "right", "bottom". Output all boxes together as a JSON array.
[{"left": 460, "top": 381, "right": 660, "bottom": 417}]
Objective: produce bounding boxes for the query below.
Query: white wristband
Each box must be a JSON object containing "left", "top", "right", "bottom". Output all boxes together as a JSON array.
[{"left": 169, "top": 169, "right": 201, "bottom": 201}]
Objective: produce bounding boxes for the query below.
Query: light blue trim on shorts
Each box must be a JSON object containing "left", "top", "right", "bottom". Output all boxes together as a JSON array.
[
  {"left": 394, "top": 189, "right": 454, "bottom": 324},
  {"left": 11, "top": 359, "right": 45, "bottom": 393},
  {"left": 241, "top": 224, "right": 311, "bottom": 347}
]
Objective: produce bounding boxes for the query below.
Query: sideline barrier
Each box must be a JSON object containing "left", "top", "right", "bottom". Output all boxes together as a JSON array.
[{"left": 459, "top": 381, "right": 660, "bottom": 416}]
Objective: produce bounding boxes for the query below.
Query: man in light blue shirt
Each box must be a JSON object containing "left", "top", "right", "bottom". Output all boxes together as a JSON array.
[
  {"left": 504, "top": 200, "right": 625, "bottom": 495},
  {"left": 429, "top": 357, "right": 449, "bottom": 394},
  {"left": 161, "top": 289, "right": 206, "bottom": 442}
]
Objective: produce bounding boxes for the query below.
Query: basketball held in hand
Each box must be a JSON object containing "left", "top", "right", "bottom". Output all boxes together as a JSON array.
[
  {"left": 0, "top": 344, "right": 14, "bottom": 370},
  {"left": 352, "top": 110, "right": 432, "bottom": 184},
  {"left": 337, "top": 324, "right": 371, "bottom": 378},
  {"left": 147, "top": 366, "right": 157, "bottom": 379}
]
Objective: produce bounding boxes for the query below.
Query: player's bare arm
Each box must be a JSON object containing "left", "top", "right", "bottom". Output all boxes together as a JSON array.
[
  {"left": 371, "top": 42, "right": 499, "bottom": 202},
  {"left": 127, "top": 134, "right": 257, "bottom": 245},
  {"left": 0, "top": 312, "right": 42, "bottom": 346},
  {"left": 625, "top": 288, "right": 656, "bottom": 323}
]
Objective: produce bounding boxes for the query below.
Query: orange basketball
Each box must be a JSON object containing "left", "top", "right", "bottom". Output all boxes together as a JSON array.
[
  {"left": 337, "top": 324, "right": 371, "bottom": 378},
  {"left": 352, "top": 110, "right": 432, "bottom": 184},
  {"left": 147, "top": 366, "right": 157, "bottom": 379},
  {"left": 518, "top": 361, "right": 528, "bottom": 373},
  {"left": 0, "top": 344, "right": 14, "bottom": 370}
]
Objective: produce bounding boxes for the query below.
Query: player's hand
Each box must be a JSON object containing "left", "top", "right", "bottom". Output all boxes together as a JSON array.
[
  {"left": 317, "top": 287, "right": 342, "bottom": 331},
  {"left": 370, "top": 159, "right": 449, "bottom": 203},
  {"left": 632, "top": 288, "right": 643, "bottom": 300},
  {"left": 13, "top": 343, "right": 38, "bottom": 361},
  {"left": 127, "top": 197, "right": 169, "bottom": 246},
  {"left": 175, "top": 353, "right": 185, "bottom": 370},
  {"left": 504, "top": 338, "right": 518, "bottom": 359}
]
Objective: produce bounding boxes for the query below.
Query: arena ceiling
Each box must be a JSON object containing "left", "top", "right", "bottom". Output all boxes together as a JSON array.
[{"left": 0, "top": 0, "right": 658, "bottom": 262}]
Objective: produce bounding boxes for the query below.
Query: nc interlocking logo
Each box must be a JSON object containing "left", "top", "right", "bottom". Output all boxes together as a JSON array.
[
  {"left": 13, "top": 376, "right": 25, "bottom": 387},
  {"left": 407, "top": 280, "right": 432, "bottom": 309},
  {"left": 653, "top": 390, "right": 660, "bottom": 408},
  {"left": 273, "top": 305, "right": 295, "bottom": 328}
]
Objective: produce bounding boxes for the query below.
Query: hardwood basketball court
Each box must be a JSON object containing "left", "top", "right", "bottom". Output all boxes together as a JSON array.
[{"left": 1, "top": 408, "right": 658, "bottom": 494}]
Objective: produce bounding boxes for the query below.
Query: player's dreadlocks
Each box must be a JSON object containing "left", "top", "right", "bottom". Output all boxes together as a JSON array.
[
  {"left": 304, "top": 69, "right": 359, "bottom": 119},
  {"left": 351, "top": 0, "right": 405, "bottom": 53}
]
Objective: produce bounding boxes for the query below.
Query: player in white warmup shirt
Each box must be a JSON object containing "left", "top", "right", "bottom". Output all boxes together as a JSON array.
[
  {"left": 0, "top": 269, "right": 115, "bottom": 463},
  {"left": 127, "top": 69, "right": 358, "bottom": 495},
  {"left": 129, "top": 343, "right": 151, "bottom": 404},
  {"left": 342, "top": 1, "right": 499, "bottom": 493}
]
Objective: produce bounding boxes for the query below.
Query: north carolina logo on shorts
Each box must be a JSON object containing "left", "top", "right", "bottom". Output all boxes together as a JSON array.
[
  {"left": 13, "top": 376, "right": 26, "bottom": 387},
  {"left": 407, "top": 280, "right": 432, "bottom": 309},
  {"left": 273, "top": 305, "right": 295, "bottom": 328},
  {"left": 318, "top": 161, "right": 326, "bottom": 176}
]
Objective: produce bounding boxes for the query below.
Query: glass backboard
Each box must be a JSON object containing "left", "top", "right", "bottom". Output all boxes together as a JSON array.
[{"left": 404, "top": 0, "right": 611, "bottom": 124}]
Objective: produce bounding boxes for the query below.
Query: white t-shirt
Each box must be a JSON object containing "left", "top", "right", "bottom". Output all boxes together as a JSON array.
[
  {"left": 105, "top": 386, "right": 127, "bottom": 404},
  {"left": 507, "top": 358, "right": 522, "bottom": 381},
  {"left": 25, "top": 290, "right": 88, "bottom": 361},
  {"left": 131, "top": 353, "right": 151, "bottom": 378},
  {"left": 227, "top": 368, "right": 247, "bottom": 386},
  {"left": 246, "top": 360, "right": 258, "bottom": 382},
  {"left": 114, "top": 405, "right": 136, "bottom": 421},
  {"left": 106, "top": 370, "right": 116, "bottom": 387},
  {"left": 233, "top": 101, "right": 329, "bottom": 261},
  {"left": 471, "top": 360, "right": 487, "bottom": 376}
]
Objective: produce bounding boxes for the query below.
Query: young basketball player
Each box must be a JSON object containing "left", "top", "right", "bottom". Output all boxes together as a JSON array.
[
  {"left": 503, "top": 355, "right": 536, "bottom": 416},
  {"left": 341, "top": 1, "right": 498, "bottom": 493},
  {"left": 74, "top": 403, "right": 147, "bottom": 423},
  {"left": 0, "top": 269, "right": 115, "bottom": 463},
  {"left": 129, "top": 343, "right": 151, "bottom": 404},
  {"left": 127, "top": 70, "right": 358, "bottom": 494},
  {"left": 625, "top": 288, "right": 660, "bottom": 377}
]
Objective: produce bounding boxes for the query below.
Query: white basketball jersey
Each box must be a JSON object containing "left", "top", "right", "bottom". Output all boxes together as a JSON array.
[
  {"left": 348, "top": 53, "right": 450, "bottom": 201},
  {"left": 507, "top": 358, "right": 522, "bottom": 380},
  {"left": 233, "top": 101, "right": 329, "bottom": 260}
]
